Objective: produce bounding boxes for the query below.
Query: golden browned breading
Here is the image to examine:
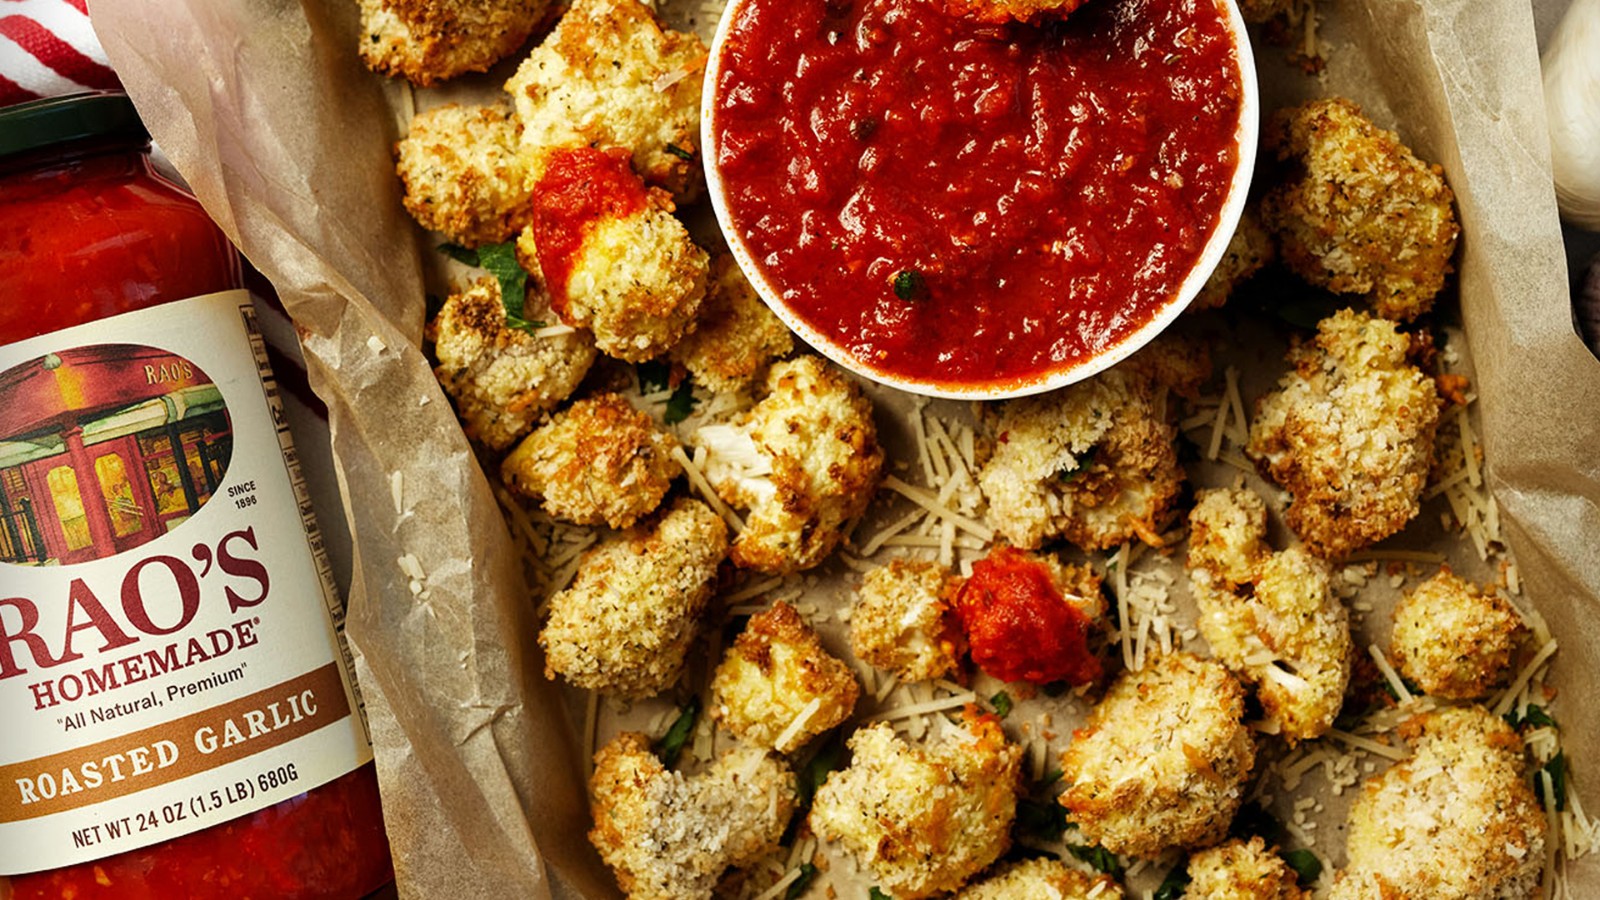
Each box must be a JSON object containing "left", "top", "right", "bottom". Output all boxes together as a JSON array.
[
  {"left": 396, "top": 103, "right": 531, "bottom": 248},
  {"left": 501, "top": 392, "right": 680, "bottom": 529},
  {"left": 668, "top": 253, "right": 793, "bottom": 394},
  {"left": 1246, "top": 309, "right": 1442, "bottom": 558},
  {"left": 849, "top": 558, "right": 964, "bottom": 683},
  {"left": 693, "top": 356, "right": 884, "bottom": 574},
  {"left": 1190, "top": 205, "right": 1275, "bottom": 312},
  {"left": 1186, "top": 837, "right": 1309, "bottom": 900},
  {"left": 539, "top": 498, "right": 727, "bottom": 697},
  {"left": 1390, "top": 568, "right": 1525, "bottom": 700},
  {"left": 589, "top": 732, "right": 796, "bottom": 900},
  {"left": 1329, "top": 705, "right": 1547, "bottom": 900},
  {"left": 358, "top": 0, "right": 545, "bottom": 87},
  {"left": 1186, "top": 487, "right": 1352, "bottom": 744},
  {"left": 429, "top": 276, "right": 595, "bottom": 450},
  {"left": 1262, "top": 98, "right": 1459, "bottom": 322},
  {"left": 944, "top": 0, "right": 1088, "bottom": 24},
  {"left": 1059, "top": 652, "right": 1255, "bottom": 858},
  {"left": 810, "top": 716, "right": 1023, "bottom": 899},
  {"left": 952, "top": 858, "right": 1123, "bottom": 899},
  {"left": 710, "top": 601, "right": 860, "bottom": 753},
  {"left": 505, "top": 0, "right": 706, "bottom": 198}
]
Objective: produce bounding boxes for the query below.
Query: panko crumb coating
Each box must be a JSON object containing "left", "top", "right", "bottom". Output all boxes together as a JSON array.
[
  {"left": 668, "top": 253, "right": 794, "bottom": 394},
  {"left": 1191, "top": 205, "right": 1275, "bottom": 312},
  {"left": 1186, "top": 487, "right": 1352, "bottom": 744},
  {"left": 1262, "top": 98, "right": 1459, "bottom": 322},
  {"left": 849, "top": 558, "right": 964, "bottom": 683},
  {"left": 539, "top": 498, "right": 727, "bottom": 697},
  {"left": 1329, "top": 705, "right": 1547, "bottom": 900},
  {"left": 589, "top": 732, "right": 796, "bottom": 900},
  {"left": 1185, "top": 837, "right": 1309, "bottom": 900},
  {"left": 710, "top": 601, "right": 860, "bottom": 753},
  {"left": 505, "top": 0, "right": 706, "bottom": 198},
  {"left": 429, "top": 276, "right": 595, "bottom": 450},
  {"left": 952, "top": 858, "right": 1123, "bottom": 899},
  {"left": 944, "top": 0, "right": 1089, "bottom": 25},
  {"left": 358, "top": 0, "right": 545, "bottom": 87},
  {"left": 501, "top": 392, "right": 680, "bottom": 529},
  {"left": 694, "top": 356, "right": 885, "bottom": 574},
  {"left": 1246, "top": 308, "right": 1442, "bottom": 559},
  {"left": 810, "top": 716, "right": 1023, "bottom": 899},
  {"left": 1059, "top": 652, "right": 1256, "bottom": 859},
  {"left": 1391, "top": 568, "right": 1525, "bottom": 700},
  {"left": 396, "top": 103, "right": 531, "bottom": 248}
]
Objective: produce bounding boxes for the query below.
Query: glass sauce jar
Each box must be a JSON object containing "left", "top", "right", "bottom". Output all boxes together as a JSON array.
[{"left": 0, "top": 93, "right": 393, "bottom": 899}]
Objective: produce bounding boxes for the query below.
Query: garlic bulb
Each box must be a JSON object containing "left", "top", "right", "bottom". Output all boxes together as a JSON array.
[{"left": 1543, "top": 0, "right": 1600, "bottom": 230}]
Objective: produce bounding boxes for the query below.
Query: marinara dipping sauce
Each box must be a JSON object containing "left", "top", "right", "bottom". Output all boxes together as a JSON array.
[
  {"left": 0, "top": 94, "right": 392, "bottom": 899},
  {"left": 708, "top": 0, "right": 1248, "bottom": 391}
]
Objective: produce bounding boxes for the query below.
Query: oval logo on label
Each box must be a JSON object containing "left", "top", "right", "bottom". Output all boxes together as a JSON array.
[{"left": 0, "top": 344, "right": 234, "bottom": 566}]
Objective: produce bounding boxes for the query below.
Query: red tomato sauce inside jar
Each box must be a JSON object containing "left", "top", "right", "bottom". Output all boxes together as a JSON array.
[
  {"left": 711, "top": 0, "right": 1242, "bottom": 388},
  {"left": 954, "top": 547, "right": 1103, "bottom": 685}
]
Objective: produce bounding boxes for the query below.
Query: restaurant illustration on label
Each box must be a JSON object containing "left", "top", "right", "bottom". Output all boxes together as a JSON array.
[{"left": 0, "top": 344, "right": 232, "bottom": 567}]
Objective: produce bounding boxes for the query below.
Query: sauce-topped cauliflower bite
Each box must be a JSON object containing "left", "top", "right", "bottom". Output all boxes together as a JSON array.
[
  {"left": 396, "top": 103, "right": 531, "bottom": 248},
  {"left": 849, "top": 558, "right": 964, "bottom": 683},
  {"left": 358, "top": 0, "right": 546, "bottom": 86},
  {"left": 505, "top": 0, "right": 706, "bottom": 199},
  {"left": 1059, "top": 652, "right": 1255, "bottom": 858},
  {"left": 668, "top": 253, "right": 793, "bottom": 394},
  {"left": 520, "top": 147, "right": 708, "bottom": 362},
  {"left": 539, "top": 498, "right": 727, "bottom": 697},
  {"left": 694, "top": 356, "right": 885, "bottom": 574},
  {"left": 710, "top": 601, "right": 860, "bottom": 754},
  {"left": 954, "top": 546, "right": 1108, "bottom": 687},
  {"left": 1329, "top": 705, "right": 1547, "bottom": 900},
  {"left": 810, "top": 716, "right": 1022, "bottom": 898},
  {"left": 1190, "top": 205, "right": 1274, "bottom": 312},
  {"left": 501, "top": 392, "right": 680, "bottom": 529},
  {"left": 952, "top": 857, "right": 1123, "bottom": 899},
  {"left": 1246, "top": 308, "right": 1442, "bottom": 558},
  {"left": 1186, "top": 487, "right": 1352, "bottom": 743},
  {"left": 429, "top": 276, "right": 595, "bottom": 450},
  {"left": 1185, "top": 837, "right": 1309, "bottom": 900},
  {"left": 1390, "top": 568, "right": 1525, "bottom": 700},
  {"left": 1262, "top": 98, "right": 1459, "bottom": 322},
  {"left": 588, "top": 732, "right": 796, "bottom": 900}
]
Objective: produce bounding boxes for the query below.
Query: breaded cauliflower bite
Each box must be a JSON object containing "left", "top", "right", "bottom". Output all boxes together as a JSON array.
[
  {"left": 849, "top": 558, "right": 964, "bottom": 683},
  {"left": 1329, "top": 705, "right": 1547, "bottom": 900},
  {"left": 589, "top": 732, "right": 796, "bottom": 900},
  {"left": 810, "top": 716, "right": 1023, "bottom": 898},
  {"left": 520, "top": 146, "right": 708, "bottom": 362},
  {"left": 710, "top": 601, "right": 860, "bottom": 753},
  {"left": 1191, "top": 205, "right": 1275, "bottom": 312},
  {"left": 429, "top": 276, "right": 595, "bottom": 450},
  {"left": 1059, "top": 652, "right": 1256, "bottom": 858},
  {"left": 396, "top": 103, "right": 531, "bottom": 248},
  {"left": 1246, "top": 309, "right": 1442, "bottom": 558},
  {"left": 358, "top": 0, "right": 545, "bottom": 86},
  {"left": 1262, "top": 98, "right": 1459, "bottom": 322},
  {"left": 506, "top": 0, "right": 706, "bottom": 198},
  {"left": 694, "top": 356, "right": 885, "bottom": 574},
  {"left": 952, "top": 858, "right": 1123, "bottom": 899},
  {"left": 668, "top": 253, "right": 794, "bottom": 394},
  {"left": 539, "top": 498, "right": 727, "bottom": 697},
  {"left": 501, "top": 392, "right": 680, "bottom": 529},
  {"left": 1186, "top": 487, "right": 1352, "bottom": 743},
  {"left": 1391, "top": 568, "right": 1525, "bottom": 700},
  {"left": 1185, "top": 837, "right": 1308, "bottom": 900}
]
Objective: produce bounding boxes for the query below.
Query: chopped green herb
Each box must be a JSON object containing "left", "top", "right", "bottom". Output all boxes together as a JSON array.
[
  {"left": 653, "top": 696, "right": 699, "bottom": 769},
  {"left": 1038, "top": 768, "right": 1063, "bottom": 787},
  {"left": 438, "top": 241, "right": 542, "bottom": 334},
  {"left": 664, "top": 378, "right": 698, "bottom": 424},
  {"left": 784, "top": 734, "right": 846, "bottom": 845},
  {"left": 437, "top": 242, "right": 479, "bottom": 265},
  {"left": 1015, "top": 797, "right": 1070, "bottom": 843},
  {"left": 1153, "top": 861, "right": 1191, "bottom": 900},
  {"left": 891, "top": 268, "right": 927, "bottom": 301},
  {"left": 1506, "top": 704, "right": 1558, "bottom": 730},
  {"left": 1067, "top": 843, "right": 1122, "bottom": 877},
  {"left": 1535, "top": 752, "right": 1568, "bottom": 811},
  {"left": 782, "top": 863, "right": 817, "bottom": 900},
  {"left": 990, "top": 690, "right": 1013, "bottom": 719},
  {"left": 637, "top": 360, "right": 672, "bottom": 393},
  {"left": 665, "top": 142, "right": 696, "bottom": 162},
  {"left": 869, "top": 888, "right": 893, "bottom": 900},
  {"left": 1281, "top": 848, "right": 1322, "bottom": 885},
  {"left": 1379, "top": 675, "right": 1424, "bottom": 702}
]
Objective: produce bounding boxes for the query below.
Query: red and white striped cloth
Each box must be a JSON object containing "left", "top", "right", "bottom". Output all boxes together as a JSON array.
[{"left": 0, "top": 0, "right": 119, "bottom": 107}]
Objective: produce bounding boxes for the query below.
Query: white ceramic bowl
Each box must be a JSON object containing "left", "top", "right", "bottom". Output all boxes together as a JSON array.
[{"left": 702, "top": 0, "right": 1259, "bottom": 401}]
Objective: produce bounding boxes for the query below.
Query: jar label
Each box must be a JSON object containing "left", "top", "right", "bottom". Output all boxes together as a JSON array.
[{"left": 0, "top": 291, "right": 372, "bottom": 875}]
